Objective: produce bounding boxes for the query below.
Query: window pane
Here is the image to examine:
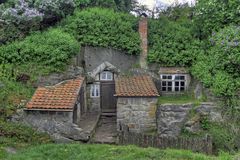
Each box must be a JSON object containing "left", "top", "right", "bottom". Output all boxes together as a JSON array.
[
  {"left": 96, "top": 88, "right": 99, "bottom": 96},
  {"left": 107, "top": 72, "right": 112, "bottom": 80},
  {"left": 175, "top": 81, "right": 179, "bottom": 86},
  {"left": 175, "top": 87, "right": 179, "bottom": 91},
  {"left": 175, "top": 76, "right": 180, "bottom": 80},
  {"left": 180, "top": 87, "right": 185, "bottom": 91},
  {"left": 101, "top": 72, "right": 106, "bottom": 80},
  {"left": 167, "top": 76, "right": 172, "bottom": 79},
  {"left": 162, "top": 87, "right": 166, "bottom": 91},
  {"left": 162, "top": 81, "right": 166, "bottom": 86},
  {"left": 162, "top": 75, "right": 167, "bottom": 79},
  {"left": 181, "top": 82, "right": 185, "bottom": 87},
  {"left": 167, "top": 87, "right": 172, "bottom": 91},
  {"left": 180, "top": 76, "right": 185, "bottom": 80},
  {"left": 168, "top": 81, "right": 172, "bottom": 86}
]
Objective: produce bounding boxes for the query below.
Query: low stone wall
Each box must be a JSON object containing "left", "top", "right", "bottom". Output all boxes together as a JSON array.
[
  {"left": 157, "top": 103, "right": 223, "bottom": 137},
  {"left": 12, "top": 110, "right": 89, "bottom": 142},
  {"left": 117, "top": 97, "right": 158, "bottom": 133}
]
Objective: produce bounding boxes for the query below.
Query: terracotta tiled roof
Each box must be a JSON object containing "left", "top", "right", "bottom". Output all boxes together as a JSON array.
[
  {"left": 26, "top": 77, "right": 84, "bottom": 111},
  {"left": 115, "top": 75, "right": 159, "bottom": 97},
  {"left": 159, "top": 67, "right": 188, "bottom": 74}
]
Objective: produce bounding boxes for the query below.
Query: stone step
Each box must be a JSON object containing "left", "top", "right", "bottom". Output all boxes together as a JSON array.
[{"left": 101, "top": 112, "right": 116, "bottom": 116}]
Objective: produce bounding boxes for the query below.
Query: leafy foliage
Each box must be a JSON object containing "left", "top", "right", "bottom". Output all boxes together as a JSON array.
[
  {"left": 148, "top": 17, "right": 203, "bottom": 66},
  {"left": 191, "top": 25, "right": 240, "bottom": 96},
  {"left": 62, "top": 8, "right": 141, "bottom": 54},
  {"left": 0, "top": 28, "right": 80, "bottom": 70},
  {"left": 194, "top": 0, "right": 240, "bottom": 38}
]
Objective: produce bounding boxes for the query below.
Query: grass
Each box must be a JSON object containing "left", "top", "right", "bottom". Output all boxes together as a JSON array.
[
  {"left": 3, "top": 143, "right": 236, "bottom": 160},
  {"left": 158, "top": 94, "right": 203, "bottom": 105}
]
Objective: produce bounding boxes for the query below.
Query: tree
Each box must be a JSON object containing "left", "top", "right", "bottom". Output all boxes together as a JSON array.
[
  {"left": 191, "top": 25, "right": 240, "bottom": 97},
  {"left": 194, "top": 0, "right": 240, "bottom": 39}
]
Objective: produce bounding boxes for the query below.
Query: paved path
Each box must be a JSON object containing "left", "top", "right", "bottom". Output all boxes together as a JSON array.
[
  {"left": 78, "top": 112, "right": 100, "bottom": 140},
  {"left": 91, "top": 116, "right": 117, "bottom": 144}
]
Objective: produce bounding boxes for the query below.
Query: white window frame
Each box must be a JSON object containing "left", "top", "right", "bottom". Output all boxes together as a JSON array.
[
  {"left": 100, "top": 71, "right": 113, "bottom": 81},
  {"left": 90, "top": 84, "right": 100, "bottom": 97},
  {"left": 160, "top": 74, "right": 186, "bottom": 92}
]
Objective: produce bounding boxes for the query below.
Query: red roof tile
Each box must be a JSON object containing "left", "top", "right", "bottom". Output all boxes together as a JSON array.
[
  {"left": 115, "top": 75, "right": 159, "bottom": 97},
  {"left": 26, "top": 77, "right": 84, "bottom": 111}
]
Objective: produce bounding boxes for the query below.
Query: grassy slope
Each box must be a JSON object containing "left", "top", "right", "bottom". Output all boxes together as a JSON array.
[{"left": 5, "top": 144, "right": 235, "bottom": 160}]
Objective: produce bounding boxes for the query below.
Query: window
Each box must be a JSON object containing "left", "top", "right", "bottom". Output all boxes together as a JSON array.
[
  {"left": 100, "top": 71, "right": 113, "bottom": 81},
  {"left": 160, "top": 74, "right": 186, "bottom": 92},
  {"left": 90, "top": 84, "right": 100, "bottom": 97}
]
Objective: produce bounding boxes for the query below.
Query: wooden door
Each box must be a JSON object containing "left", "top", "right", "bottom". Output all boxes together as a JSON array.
[{"left": 100, "top": 81, "right": 116, "bottom": 113}]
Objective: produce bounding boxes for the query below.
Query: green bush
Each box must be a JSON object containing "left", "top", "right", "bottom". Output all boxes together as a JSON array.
[
  {"left": 62, "top": 8, "right": 141, "bottom": 54},
  {"left": 0, "top": 28, "right": 80, "bottom": 71},
  {"left": 148, "top": 17, "right": 204, "bottom": 66},
  {"left": 191, "top": 25, "right": 240, "bottom": 97}
]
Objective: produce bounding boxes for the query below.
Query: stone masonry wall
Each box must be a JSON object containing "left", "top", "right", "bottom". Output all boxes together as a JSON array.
[
  {"left": 12, "top": 110, "right": 89, "bottom": 142},
  {"left": 117, "top": 97, "right": 158, "bottom": 133},
  {"left": 157, "top": 103, "right": 222, "bottom": 137}
]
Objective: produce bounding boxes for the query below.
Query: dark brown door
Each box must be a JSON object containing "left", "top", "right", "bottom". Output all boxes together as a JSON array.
[{"left": 101, "top": 81, "right": 116, "bottom": 113}]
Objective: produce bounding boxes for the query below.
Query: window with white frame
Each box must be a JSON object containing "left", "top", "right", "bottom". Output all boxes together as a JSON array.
[
  {"left": 90, "top": 84, "right": 100, "bottom": 97},
  {"left": 160, "top": 74, "right": 186, "bottom": 92},
  {"left": 100, "top": 71, "right": 113, "bottom": 81}
]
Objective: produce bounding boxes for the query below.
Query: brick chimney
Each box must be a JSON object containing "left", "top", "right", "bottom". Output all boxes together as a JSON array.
[{"left": 139, "top": 14, "right": 148, "bottom": 69}]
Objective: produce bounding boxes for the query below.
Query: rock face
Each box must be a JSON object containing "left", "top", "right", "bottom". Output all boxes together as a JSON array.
[
  {"left": 82, "top": 46, "right": 138, "bottom": 73},
  {"left": 117, "top": 97, "right": 158, "bottom": 133},
  {"left": 156, "top": 103, "right": 223, "bottom": 137},
  {"left": 35, "top": 66, "right": 84, "bottom": 87},
  {"left": 12, "top": 110, "right": 90, "bottom": 142},
  {"left": 157, "top": 104, "right": 193, "bottom": 137}
]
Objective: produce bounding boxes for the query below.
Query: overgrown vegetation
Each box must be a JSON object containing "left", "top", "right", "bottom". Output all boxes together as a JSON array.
[
  {"left": 0, "top": 119, "right": 52, "bottom": 159},
  {"left": 62, "top": 8, "right": 141, "bottom": 54},
  {"left": 148, "top": 17, "right": 203, "bottom": 67},
  {"left": 0, "top": 28, "right": 79, "bottom": 71},
  {"left": 0, "top": 0, "right": 240, "bottom": 157},
  {"left": 4, "top": 143, "right": 236, "bottom": 160}
]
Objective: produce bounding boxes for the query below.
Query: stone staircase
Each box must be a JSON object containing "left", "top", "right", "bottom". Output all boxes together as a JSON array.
[{"left": 90, "top": 115, "right": 118, "bottom": 144}]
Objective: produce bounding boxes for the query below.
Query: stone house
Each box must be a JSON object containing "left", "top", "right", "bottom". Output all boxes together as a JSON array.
[
  {"left": 115, "top": 75, "right": 159, "bottom": 133},
  {"left": 25, "top": 76, "right": 86, "bottom": 124}
]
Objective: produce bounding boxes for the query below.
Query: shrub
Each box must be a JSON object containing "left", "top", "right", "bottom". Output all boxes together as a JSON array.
[
  {"left": 62, "top": 7, "right": 141, "bottom": 54},
  {"left": 191, "top": 25, "right": 240, "bottom": 97},
  {"left": 0, "top": 28, "right": 80, "bottom": 71},
  {"left": 148, "top": 17, "right": 204, "bottom": 66}
]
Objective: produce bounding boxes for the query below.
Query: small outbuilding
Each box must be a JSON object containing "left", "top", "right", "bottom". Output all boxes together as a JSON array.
[
  {"left": 115, "top": 75, "right": 159, "bottom": 133},
  {"left": 25, "top": 76, "right": 86, "bottom": 125}
]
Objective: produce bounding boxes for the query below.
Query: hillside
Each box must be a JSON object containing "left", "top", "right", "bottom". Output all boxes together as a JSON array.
[{"left": 0, "top": 0, "right": 240, "bottom": 159}]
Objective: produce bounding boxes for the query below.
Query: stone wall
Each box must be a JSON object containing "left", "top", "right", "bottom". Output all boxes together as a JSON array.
[
  {"left": 12, "top": 110, "right": 89, "bottom": 142},
  {"left": 156, "top": 103, "right": 222, "bottom": 137},
  {"left": 117, "top": 97, "right": 158, "bottom": 133},
  {"left": 82, "top": 46, "right": 139, "bottom": 73}
]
